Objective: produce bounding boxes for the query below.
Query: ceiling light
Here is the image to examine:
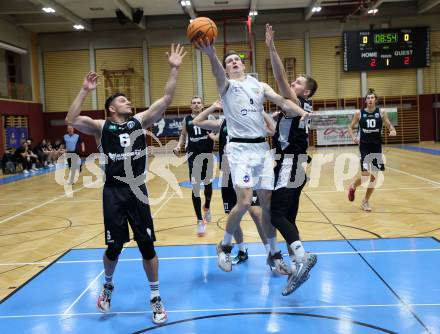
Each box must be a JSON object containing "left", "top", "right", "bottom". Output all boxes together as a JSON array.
[
  {"left": 42, "top": 7, "right": 56, "bottom": 13},
  {"left": 367, "top": 8, "right": 378, "bottom": 14},
  {"left": 312, "top": 6, "right": 322, "bottom": 12},
  {"left": 180, "top": 0, "right": 191, "bottom": 6},
  {"left": 73, "top": 24, "right": 85, "bottom": 30},
  {"left": 249, "top": 10, "right": 258, "bottom": 16}
]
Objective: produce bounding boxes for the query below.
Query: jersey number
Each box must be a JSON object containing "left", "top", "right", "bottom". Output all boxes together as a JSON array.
[
  {"left": 193, "top": 126, "right": 202, "bottom": 136},
  {"left": 366, "top": 119, "right": 376, "bottom": 128},
  {"left": 119, "top": 133, "right": 131, "bottom": 147}
]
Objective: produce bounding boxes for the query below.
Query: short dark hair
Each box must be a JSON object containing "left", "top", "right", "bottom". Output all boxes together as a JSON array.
[
  {"left": 366, "top": 88, "right": 378, "bottom": 99},
  {"left": 105, "top": 93, "right": 126, "bottom": 112},
  {"left": 222, "top": 50, "right": 241, "bottom": 68},
  {"left": 191, "top": 96, "right": 203, "bottom": 104},
  {"left": 298, "top": 74, "right": 318, "bottom": 98}
]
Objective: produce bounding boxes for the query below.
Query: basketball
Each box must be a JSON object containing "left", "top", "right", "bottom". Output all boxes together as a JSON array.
[{"left": 187, "top": 17, "right": 218, "bottom": 45}]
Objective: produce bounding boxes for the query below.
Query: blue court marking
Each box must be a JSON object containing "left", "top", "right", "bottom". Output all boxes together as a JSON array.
[
  {"left": 1, "top": 238, "right": 439, "bottom": 334},
  {"left": 179, "top": 177, "right": 222, "bottom": 189},
  {"left": 392, "top": 145, "right": 440, "bottom": 156},
  {"left": 0, "top": 166, "right": 58, "bottom": 185}
]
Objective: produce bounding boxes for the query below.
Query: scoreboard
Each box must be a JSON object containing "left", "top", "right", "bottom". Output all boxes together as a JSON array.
[{"left": 343, "top": 27, "right": 430, "bottom": 71}]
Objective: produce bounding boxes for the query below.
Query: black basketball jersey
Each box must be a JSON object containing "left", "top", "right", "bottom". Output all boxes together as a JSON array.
[
  {"left": 359, "top": 108, "right": 382, "bottom": 145},
  {"left": 185, "top": 115, "right": 214, "bottom": 153},
  {"left": 273, "top": 96, "right": 312, "bottom": 155},
  {"left": 99, "top": 117, "right": 147, "bottom": 186},
  {"left": 218, "top": 119, "right": 228, "bottom": 166}
]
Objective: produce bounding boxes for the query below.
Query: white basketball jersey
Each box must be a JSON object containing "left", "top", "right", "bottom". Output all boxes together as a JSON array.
[{"left": 221, "top": 75, "right": 266, "bottom": 138}]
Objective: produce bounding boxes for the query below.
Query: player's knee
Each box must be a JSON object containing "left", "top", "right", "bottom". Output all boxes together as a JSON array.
[
  {"left": 237, "top": 198, "right": 252, "bottom": 211},
  {"left": 370, "top": 174, "right": 376, "bottom": 182},
  {"left": 136, "top": 240, "right": 156, "bottom": 260},
  {"left": 105, "top": 243, "right": 123, "bottom": 261}
]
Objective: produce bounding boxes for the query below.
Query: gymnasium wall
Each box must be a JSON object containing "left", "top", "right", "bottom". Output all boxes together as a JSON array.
[
  {"left": 95, "top": 47, "right": 145, "bottom": 109},
  {"left": 43, "top": 50, "right": 92, "bottom": 113},
  {"left": 0, "top": 99, "right": 44, "bottom": 156},
  {"left": 149, "top": 44, "right": 196, "bottom": 107}
]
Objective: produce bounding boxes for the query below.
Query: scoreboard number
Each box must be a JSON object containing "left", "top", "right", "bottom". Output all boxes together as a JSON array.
[{"left": 343, "top": 27, "right": 429, "bottom": 71}]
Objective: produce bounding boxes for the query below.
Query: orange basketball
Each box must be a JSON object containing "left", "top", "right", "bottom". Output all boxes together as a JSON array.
[{"left": 187, "top": 17, "right": 218, "bottom": 45}]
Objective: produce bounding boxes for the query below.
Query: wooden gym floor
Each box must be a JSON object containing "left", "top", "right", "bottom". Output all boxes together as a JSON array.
[{"left": 0, "top": 143, "right": 439, "bottom": 301}]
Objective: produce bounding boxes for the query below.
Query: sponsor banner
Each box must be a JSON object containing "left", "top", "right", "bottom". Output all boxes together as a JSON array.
[
  {"left": 316, "top": 126, "right": 353, "bottom": 145},
  {"left": 310, "top": 107, "right": 397, "bottom": 129},
  {"left": 151, "top": 117, "right": 184, "bottom": 137},
  {"left": 5, "top": 127, "right": 28, "bottom": 148}
]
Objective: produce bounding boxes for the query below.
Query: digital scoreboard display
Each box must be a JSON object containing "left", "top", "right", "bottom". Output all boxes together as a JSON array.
[{"left": 343, "top": 27, "right": 430, "bottom": 71}]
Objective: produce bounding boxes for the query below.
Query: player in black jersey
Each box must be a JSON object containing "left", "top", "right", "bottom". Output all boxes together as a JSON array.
[
  {"left": 173, "top": 97, "right": 215, "bottom": 237},
  {"left": 65, "top": 44, "right": 187, "bottom": 325},
  {"left": 347, "top": 88, "right": 396, "bottom": 211},
  {"left": 193, "top": 101, "right": 283, "bottom": 267},
  {"left": 266, "top": 23, "right": 318, "bottom": 295}
]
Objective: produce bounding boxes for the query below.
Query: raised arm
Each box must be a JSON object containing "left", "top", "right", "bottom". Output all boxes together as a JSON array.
[
  {"left": 193, "top": 100, "right": 222, "bottom": 131},
  {"left": 134, "top": 44, "right": 187, "bottom": 128},
  {"left": 261, "top": 82, "right": 305, "bottom": 118},
  {"left": 348, "top": 110, "right": 361, "bottom": 144},
  {"left": 195, "top": 39, "right": 229, "bottom": 96},
  {"left": 262, "top": 111, "right": 276, "bottom": 136},
  {"left": 265, "top": 24, "right": 299, "bottom": 104},
  {"left": 173, "top": 117, "right": 188, "bottom": 155},
  {"left": 380, "top": 109, "right": 397, "bottom": 137},
  {"left": 66, "top": 72, "right": 105, "bottom": 137}
]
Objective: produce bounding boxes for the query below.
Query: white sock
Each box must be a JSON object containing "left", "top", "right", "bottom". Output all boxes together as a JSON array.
[
  {"left": 290, "top": 240, "right": 305, "bottom": 260},
  {"left": 237, "top": 243, "right": 246, "bottom": 252},
  {"left": 289, "top": 254, "right": 296, "bottom": 271},
  {"left": 223, "top": 232, "right": 233, "bottom": 245},
  {"left": 264, "top": 243, "right": 270, "bottom": 254},
  {"left": 150, "top": 281, "right": 160, "bottom": 300},
  {"left": 268, "top": 237, "right": 279, "bottom": 255},
  {"left": 104, "top": 274, "right": 113, "bottom": 285}
]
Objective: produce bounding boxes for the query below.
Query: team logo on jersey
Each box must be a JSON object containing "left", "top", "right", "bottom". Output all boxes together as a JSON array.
[
  {"left": 362, "top": 114, "right": 367, "bottom": 118},
  {"left": 375, "top": 113, "right": 380, "bottom": 118},
  {"left": 232, "top": 86, "right": 244, "bottom": 94},
  {"left": 304, "top": 103, "right": 312, "bottom": 112},
  {"left": 251, "top": 87, "right": 261, "bottom": 95},
  {"left": 243, "top": 175, "right": 250, "bottom": 183},
  {"left": 109, "top": 124, "right": 117, "bottom": 130},
  {"left": 241, "top": 108, "right": 248, "bottom": 115},
  {"left": 127, "top": 121, "right": 135, "bottom": 129}
]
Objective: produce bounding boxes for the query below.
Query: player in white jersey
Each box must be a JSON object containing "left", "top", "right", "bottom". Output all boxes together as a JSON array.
[{"left": 196, "top": 38, "right": 307, "bottom": 272}]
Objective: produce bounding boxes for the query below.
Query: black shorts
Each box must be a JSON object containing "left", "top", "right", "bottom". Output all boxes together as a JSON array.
[
  {"left": 103, "top": 183, "right": 155, "bottom": 245},
  {"left": 188, "top": 152, "right": 214, "bottom": 183},
  {"left": 360, "top": 143, "right": 385, "bottom": 172},
  {"left": 221, "top": 174, "right": 259, "bottom": 214}
]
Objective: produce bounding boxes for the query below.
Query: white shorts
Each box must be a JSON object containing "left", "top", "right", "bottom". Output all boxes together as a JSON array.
[{"left": 225, "top": 142, "right": 274, "bottom": 190}]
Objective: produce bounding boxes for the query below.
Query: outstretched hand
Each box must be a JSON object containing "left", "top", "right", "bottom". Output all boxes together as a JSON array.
[
  {"left": 265, "top": 23, "right": 275, "bottom": 49},
  {"left": 82, "top": 72, "right": 98, "bottom": 92},
  {"left": 212, "top": 100, "right": 222, "bottom": 110},
  {"left": 167, "top": 43, "right": 187, "bottom": 68},
  {"left": 194, "top": 38, "right": 216, "bottom": 56},
  {"left": 389, "top": 129, "right": 397, "bottom": 137}
]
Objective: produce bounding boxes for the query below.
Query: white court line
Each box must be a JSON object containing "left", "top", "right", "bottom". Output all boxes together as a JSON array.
[
  {"left": 306, "top": 186, "right": 440, "bottom": 194},
  {"left": 62, "top": 192, "right": 176, "bottom": 315},
  {"left": 2, "top": 247, "right": 440, "bottom": 267},
  {"left": 387, "top": 166, "right": 440, "bottom": 186},
  {"left": 1, "top": 303, "right": 439, "bottom": 319},
  {"left": 0, "top": 182, "right": 97, "bottom": 225}
]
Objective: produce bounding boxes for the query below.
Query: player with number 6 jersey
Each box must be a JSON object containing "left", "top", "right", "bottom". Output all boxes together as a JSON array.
[{"left": 65, "top": 44, "right": 187, "bottom": 325}]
